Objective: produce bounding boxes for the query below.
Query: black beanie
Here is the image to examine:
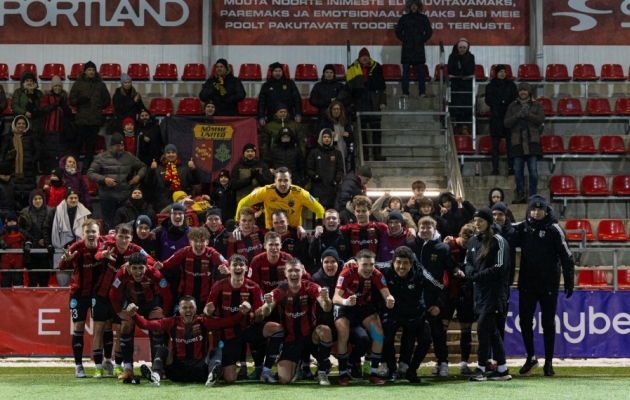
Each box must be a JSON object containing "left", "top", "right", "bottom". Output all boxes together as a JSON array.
[
  {"left": 321, "top": 247, "right": 340, "bottom": 263},
  {"left": 323, "top": 64, "right": 335, "bottom": 74},
  {"left": 136, "top": 215, "right": 152, "bottom": 229},
  {"left": 215, "top": 59, "right": 228, "bottom": 69},
  {"left": 5, "top": 212, "right": 18, "bottom": 223},
  {"left": 275, "top": 102, "right": 288, "bottom": 113},
  {"left": 171, "top": 203, "right": 186, "bottom": 213},
  {"left": 494, "top": 64, "right": 506, "bottom": 76},
  {"left": 84, "top": 61, "right": 97, "bottom": 71},
  {"left": 270, "top": 62, "right": 283, "bottom": 72},
  {"left": 111, "top": 132, "right": 125, "bottom": 146},
  {"left": 243, "top": 143, "right": 256, "bottom": 154},
  {"left": 491, "top": 202, "right": 508, "bottom": 214},
  {"left": 219, "top": 169, "right": 230, "bottom": 179},
  {"left": 65, "top": 187, "right": 79, "bottom": 200},
  {"left": 473, "top": 207, "right": 493, "bottom": 226},
  {"left": 387, "top": 210, "right": 404, "bottom": 224},
  {"left": 206, "top": 208, "right": 222, "bottom": 219}
]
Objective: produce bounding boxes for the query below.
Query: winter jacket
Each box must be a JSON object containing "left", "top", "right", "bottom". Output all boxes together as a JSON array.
[
  {"left": 487, "top": 187, "right": 515, "bottom": 223},
  {"left": 257, "top": 73, "right": 302, "bottom": 122},
  {"left": 40, "top": 90, "right": 72, "bottom": 133},
  {"left": 497, "top": 221, "right": 518, "bottom": 287},
  {"left": 309, "top": 77, "right": 351, "bottom": 123},
  {"left": 395, "top": 4, "right": 433, "bottom": 65},
  {"left": 504, "top": 97, "right": 545, "bottom": 159},
  {"left": 11, "top": 72, "right": 44, "bottom": 134},
  {"left": 19, "top": 203, "right": 53, "bottom": 249},
  {"left": 136, "top": 116, "right": 163, "bottom": 167},
  {"left": 316, "top": 117, "right": 354, "bottom": 165},
  {"left": 209, "top": 180, "right": 236, "bottom": 222},
  {"left": 231, "top": 156, "right": 275, "bottom": 202},
  {"left": 408, "top": 233, "right": 455, "bottom": 308},
  {"left": 447, "top": 43, "right": 475, "bottom": 122},
  {"left": 113, "top": 198, "right": 157, "bottom": 228},
  {"left": 264, "top": 130, "right": 306, "bottom": 186},
  {"left": 87, "top": 150, "right": 147, "bottom": 202},
  {"left": 58, "top": 155, "right": 92, "bottom": 210},
  {"left": 346, "top": 59, "right": 387, "bottom": 116},
  {"left": 335, "top": 172, "right": 363, "bottom": 211},
  {"left": 464, "top": 227, "right": 510, "bottom": 315},
  {"left": 0, "top": 179, "right": 16, "bottom": 214},
  {"left": 69, "top": 71, "right": 111, "bottom": 126},
  {"left": 260, "top": 115, "right": 305, "bottom": 158},
  {"left": 199, "top": 70, "right": 246, "bottom": 116},
  {"left": 309, "top": 228, "right": 351, "bottom": 269},
  {"left": 310, "top": 266, "right": 342, "bottom": 328},
  {"left": 0, "top": 122, "right": 41, "bottom": 204},
  {"left": 484, "top": 77, "right": 517, "bottom": 137},
  {"left": 146, "top": 159, "right": 201, "bottom": 212},
  {"left": 43, "top": 200, "right": 92, "bottom": 267},
  {"left": 437, "top": 192, "right": 476, "bottom": 238},
  {"left": 112, "top": 86, "right": 146, "bottom": 123},
  {"left": 306, "top": 131, "right": 344, "bottom": 207}
]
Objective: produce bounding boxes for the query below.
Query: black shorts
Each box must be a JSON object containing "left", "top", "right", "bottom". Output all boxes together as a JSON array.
[
  {"left": 165, "top": 357, "right": 208, "bottom": 383},
  {"left": 278, "top": 334, "right": 314, "bottom": 363},
  {"left": 136, "top": 297, "right": 163, "bottom": 319},
  {"left": 221, "top": 333, "right": 247, "bottom": 367},
  {"left": 335, "top": 304, "right": 377, "bottom": 326},
  {"left": 69, "top": 294, "right": 91, "bottom": 323},
  {"left": 91, "top": 295, "right": 121, "bottom": 324},
  {"left": 443, "top": 296, "right": 475, "bottom": 324}
]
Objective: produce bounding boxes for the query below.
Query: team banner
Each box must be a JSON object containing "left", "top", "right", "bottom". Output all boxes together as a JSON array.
[
  {"left": 0, "top": 0, "right": 201, "bottom": 44},
  {"left": 160, "top": 116, "right": 259, "bottom": 184},
  {"left": 212, "top": 0, "right": 528, "bottom": 46},
  {"left": 504, "top": 290, "right": 630, "bottom": 358}
]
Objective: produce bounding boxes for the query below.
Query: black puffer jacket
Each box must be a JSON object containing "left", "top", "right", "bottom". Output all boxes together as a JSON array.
[
  {"left": 395, "top": 2, "right": 433, "bottom": 65},
  {"left": 437, "top": 192, "right": 476, "bottom": 238},
  {"left": 264, "top": 130, "right": 306, "bottom": 186},
  {"left": 306, "top": 132, "right": 344, "bottom": 207},
  {"left": 257, "top": 72, "right": 302, "bottom": 122},
  {"left": 210, "top": 180, "right": 236, "bottom": 221},
  {"left": 309, "top": 77, "right": 350, "bottom": 123},
  {"left": 447, "top": 42, "right": 475, "bottom": 122},
  {"left": 199, "top": 70, "right": 246, "bottom": 116},
  {"left": 136, "top": 113, "right": 163, "bottom": 167},
  {"left": 113, "top": 198, "right": 157, "bottom": 227},
  {"left": 0, "top": 122, "right": 41, "bottom": 204},
  {"left": 485, "top": 77, "right": 517, "bottom": 137},
  {"left": 334, "top": 172, "right": 363, "bottom": 211},
  {"left": 231, "top": 156, "right": 275, "bottom": 202},
  {"left": 69, "top": 71, "right": 111, "bottom": 126},
  {"left": 113, "top": 86, "right": 146, "bottom": 123}
]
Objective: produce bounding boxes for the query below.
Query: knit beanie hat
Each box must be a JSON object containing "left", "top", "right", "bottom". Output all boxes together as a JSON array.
[
  {"left": 320, "top": 128, "right": 333, "bottom": 139},
  {"left": 473, "top": 207, "right": 493, "bottom": 226},
  {"left": 323, "top": 64, "right": 335, "bottom": 74},
  {"left": 136, "top": 215, "right": 152, "bottom": 229},
  {"left": 387, "top": 210, "right": 404, "bottom": 224},
  {"left": 120, "top": 73, "right": 131, "bottom": 86},
  {"left": 321, "top": 247, "right": 340, "bottom": 263},
  {"left": 275, "top": 102, "right": 288, "bottom": 113},
  {"left": 5, "top": 212, "right": 18, "bottom": 223},
  {"left": 172, "top": 190, "right": 188, "bottom": 202},
  {"left": 243, "top": 143, "right": 256, "bottom": 154},
  {"left": 122, "top": 117, "right": 135, "bottom": 129},
  {"left": 491, "top": 202, "right": 508, "bottom": 214},
  {"left": 206, "top": 208, "right": 222, "bottom": 219},
  {"left": 171, "top": 203, "right": 186, "bottom": 213},
  {"left": 29, "top": 189, "right": 46, "bottom": 205},
  {"left": 111, "top": 132, "right": 125, "bottom": 146},
  {"left": 494, "top": 64, "right": 506, "bottom": 76},
  {"left": 84, "top": 61, "right": 97, "bottom": 71},
  {"left": 164, "top": 144, "right": 178, "bottom": 154},
  {"left": 518, "top": 82, "right": 531, "bottom": 93},
  {"left": 219, "top": 169, "right": 230, "bottom": 179},
  {"left": 529, "top": 195, "right": 547, "bottom": 210},
  {"left": 269, "top": 62, "right": 283, "bottom": 72},
  {"left": 359, "top": 47, "right": 370, "bottom": 58},
  {"left": 51, "top": 75, "right": 63, "bottom": 87},
  {"left": 215, "top": 59, "right": 229, "bottom": 69},
  {"left": 65, "top": 187, "right": 79, "bottom": 200}
]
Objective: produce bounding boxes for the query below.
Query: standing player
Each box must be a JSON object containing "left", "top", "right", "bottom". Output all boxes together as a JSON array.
[
  {"left": 58, "top": 219, "right": 105, "bottom": 378},
  {"left": 333, "top": 249, "right": 395, "bottom": 385},
  {"left": 310, "top": 209, "right": 351, "bottom": 270},
  {"left": 264, "top": 258, "right": 334, "bottom": 385}
]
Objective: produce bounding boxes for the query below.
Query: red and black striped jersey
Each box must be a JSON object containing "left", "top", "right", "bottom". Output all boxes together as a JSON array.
[
  {"left": 207, "top": 278, "right": 264, "bottom": 339},
  {"left": 271, "top": 281, "right": 321, "bottom": 341},
  {"left": 335, "top": 264, "right": 387, "bottom": 306},
  {"left": 93, "top": 240, "right": 155, "bottom": 298},
  {"left": 59, "top": 238, "right": 104, "bottom": 297},
  {"left": 340, "top": 221, "right": 388, "bottom": 260},
  {"left": 109, "top": 266, "right": 172, "bottom": 315},
  {"left": 248, "top": 251, "right": 292, "bottom": 293},
  {"left": 226, "top": 231, "right": 265, "bottom": 264}
]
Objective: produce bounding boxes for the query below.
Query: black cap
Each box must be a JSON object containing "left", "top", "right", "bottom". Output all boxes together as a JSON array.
[
  {"left": 219, "top": 169, "right": 230, "bottom": 179},
  {"left": 111, "top": 132, "right": 125, "bottom": 146},
  {"left": 206, "top": 208, "right": 222, "bottom": 219},
  {"left": 136, "top": 215, "right": 152, "bottom": 229},
  {"left": 473, "top": 207, "right": 493, "bottom": 226},
  {"left": 321, "top": 247, "right": 340, "bottom": 263},
  {"left": 529, "top": 195, "right": 547, "bottom": 210},
  {"left": 243, "top": 143, "right": 256, "bottom": 154},
  {"left": 356, "top": 166, "right": 372, "bottom": 179},
  {"left": 171, "top": 203, "right": 186, "bottom": 213},
  {"left": 491, "top": 202, "right": 508, "bottom": 214}
]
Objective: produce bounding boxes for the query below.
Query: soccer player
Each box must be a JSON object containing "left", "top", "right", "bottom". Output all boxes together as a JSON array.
[
  {"left": 128, "top": 295, "right": 251, "bottom": 387},
  {"left": 157, "top": 227, "right": 229, "bottom": 309},
  {"left": 109, "top": 252, "right": 172, "bottom": 381},
  {"left": 235, "top": 166, "right": 325, "bottom": 228},
  {"left": 333, "top": 249, "right": 395, "bottom": 385},
  {"left": 227, "top": 206, "right": 265, "bottom": 263},
  {"left": 58, "top": 219, "right": 105, "bottom": 378},
  {"left": 309, "top": 209, "right": 351, "bottom": 270},
  {"left": 206, "top": 254, "right": 266, "bottom": 383},
  {"left": 264, "top": 258, "right": 334, "bottom": 385}
]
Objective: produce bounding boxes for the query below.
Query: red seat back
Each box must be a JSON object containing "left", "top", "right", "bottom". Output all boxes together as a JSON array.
[
  {"left": 541, "top": 135, "right": 566, "bottom": 154},
  {"left": 99, "top": 63, "right": 122, "bottom": 81},
  {"left": 39, "top": 63, "right": 66, "bottom": 80},
  {"left": 409, "top": 65, "right": 431, "bottom": 81},
  {"left": 176, "top": 98, "right": 203, "bottom": 115},
  {"left": 69, "top": 63, "right": 85, "bottom": 80},
  {"left": 0, "top": 63, "right": 8, "bottom": 80},
  {"left": 454, "top": 135, "right": 475, "bottom": 154},
  {"left": 153, "top": 63, "right": 178, "bottom": 80},
  {"left": 599, "top": 135, "right": 626, "bottom": 154},
  {"left": 581, "top": 175, "right": 611, "bottom": 195},
  {"left": 569, "top": 135, "right": 597, "bottom": 154},
  {"left": 617, "top": 270, "right": 630, "bottom": 288},
  {"left": 474, "top": 65, "right": 487, "bottom": 81},
  {"left": 550, "top": 175, "right": 579, "bottom": 195},
  {"left": 127, "top": 63, "right": 150, "bottom": 80},
  {"left": 238, "top": 98, "right": 258, "bottom": 116},
  {"left": 545, "top": 64, "right": 571, "bottom": 81},
  {"left": 11, "top": 63, "right": 37, "bottom": 80},
  {"left": 382, "top": 64, "right": 402, "bottom": 81},
  {"left": 149, "top": 97, "right": 174, "bottom": 116},
  {"left": 535, "top": 97, "right": 556, "bottom": 116},
  {"left": 557, "top": 98, "right": 584, "bottom": 116},
  {"left": 434, "top": 64, "right": 448, "bottom": 80},
  {"left": 489, "top": 64, "right": 515, "bottom": 80},
  {"left": 294, "top": 64, "right": 319, "bottom": 81},
  {"left": 182, "top": 63, "right": 207, "bottom": 80},
  {"left": 615, "top": 98, "right": 630, "bottom": 115},
  {"left": 332, "top": 64, "right": 346, "bottom": 81},
  {"left": 564, "top": 219, "right": 595, "bottom": 241},
  {"left": 301, "top": 98, "right": 319, "bottom": 116},
  {"left": 209, "top": 63, "right": 234, "bottom": 77},
  {"left": 573, "top": 64, "right": 598, "bottom": 81},
  {"left": 38, "top": 175, "right": 50, "bottom": 189},
  {"left": 586, "top": 98, "right": 613, "bottom": 115},
  {"left": 601, "top": 64, "right": 627, "bottom": 81},
  {"left": 578, "top": 270, "right": 609, "bottom": 287},
  {"left": 3, "top": 98, "right": 12, "bottom": 116},
  {"left": 477, "top": 136, "right": 505, "bottom": 154},
  {"left": 238, "top": 63, "right": 262, "bottom": 81},
  {"left": 102, "top": 100, "right": 115, "bottom": 116},
  {"left": 597, "top": 220, "right": 628, "bottom": 241},
  {"left": 82, "top": 175, "right": 98, "bottom": 195},
  {"left": 517, "top": 63, "right": 543, "bottom": 81},
  {"left": 613, "top": 175, "right": 630, "bottom": 195},
  {"left": 266, "top": 63, "right": 291, "bottom": 80}
]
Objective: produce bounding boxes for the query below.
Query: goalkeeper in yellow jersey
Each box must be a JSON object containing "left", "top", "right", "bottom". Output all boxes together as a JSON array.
[{"left": 236, "top": 167, "right": 325, "bottom": 228}]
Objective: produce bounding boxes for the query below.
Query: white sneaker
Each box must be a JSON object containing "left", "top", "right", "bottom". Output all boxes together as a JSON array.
[
  {"left": 75, "top": 365, "right": 87, "bottom": 378},
  {"left": 377, "top": 364, "right": 389, "bottom": 378},
  {"left": 102, "top": 359, "right": 114, "bottom": 376},
  {"left": 151, "top": 372, "right": 161, "bottom": 387},
  {"left": 317, "top": 371, "right": 330, "bottom": 386},
  {"left": 260, "top": 369, "right": 277, "bottom": 383},
  {"left": 439, "top": 362, "right": 449, "bottom": 377},
  {"left": 206, "top": 363, "right": 222, "bottom": 387}
]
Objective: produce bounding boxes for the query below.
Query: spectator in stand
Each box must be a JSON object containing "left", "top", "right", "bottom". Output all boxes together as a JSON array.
[
  {"left": 309, "top": 64, "right": 351, "bottom": 124},
  {"left": 120, "top": 118, "right": 138, "bottom": 157},
  {"left": 11, "top": 71, "right": 44, "bottom": 141},
  {"left": 371, "top": 192, "right": 417, "bottom": 231},
  {"left": 260, "top": 103, "right": 305, "bottom": 159},
  {"left": 87, "top": 132, "right": 146, "bottom": 233},
  {"left": 396, "top": 0, "right": 433, "bottom": 98},
  {"left": 132, "top": 214, "right": 159, "bottom": 261},
  {"left": 316, "top": 102, "right": 354, "bottom": 172},
  {"left": 335, "top": 165, "right": 371, "bottom": 212},
  {"left": 203, "top": 101, "right": 215, "bottom": 117},
  {"left": 409, "top": 196, "right": 447, "bottom": 235},
  {"left": 0, "top": 162, "right": 16, "bottom": 215},
  {"left": 404, "top": 180, "right": 428, "bottom": 219},
  {"left": 0, "top": 211, "right": 32, "bottom": 288},
  {"left": 40, "top": 75, "right": 72, "bottom": 173},
  {"left": 113, "top": 188, "right": 157, "bottom": 227},
  {"left": 504, "top": 82, "right": 545, "bottom": 204},
  {"left": 208, "top": 169, "right": 236, "bottom": 221},
  {"left": 437, "top": 191, "right": 476, "bottom": 239},
  {"left": 448, "top": 38, "right": 475, "bottom": 135},
  {"left": 19, "top": 188, "right": 53, "bottom": 287},
  {"left": 58, "top": 155, "right": 92, "bottom": 211},
  {"left": 264, "top": 127, "right": 306, "bottom": 187},
  {"left": 257, "top": 62, "right": 302, "bottom": 126},
  {"left": 0, "top": 83, "right": 6, "bottom": 133},
  {"left": 113, "top": 73, "right": 145, "bottom": 131},
  {"left": 346, "top": 48, "right": 387, "bottom": 161},
  {"left": 199, "top": 59, "right": 246, "bottom": 116},
  {"left": 485, "top": 64, "right": 518, "bottom": 176},
  {"left": 136, "top": 108, "right": 163, "bottom": 168},
  {"left": 69, "top": 61, "right": 111, "bottom": 173},
  {"left": 306, "top": 129, "right": 344, "bottom": 211},
  {"left": 0, "top": 115, "right": 40, "bottom": 209},
  {"left": 231, "top": 143, "right": 274, "bottom": 202},
  {"left": 44, "top": 168, "right": 67, "bottom": 207},
  {"left": 487, "top": 187, "right": 515, "bottom": 223},
  {"left": 146, "top": 144, "right": 201, "bottom": 212}
]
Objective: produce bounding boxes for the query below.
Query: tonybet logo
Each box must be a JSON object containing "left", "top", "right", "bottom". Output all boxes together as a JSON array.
[{"left": 552, "top": 1, "right": 630, "bottom": 32}]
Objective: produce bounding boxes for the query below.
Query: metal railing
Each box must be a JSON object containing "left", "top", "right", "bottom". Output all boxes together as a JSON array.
[{"left": 446, "top": 74, "right": 477, "bottom": 143}]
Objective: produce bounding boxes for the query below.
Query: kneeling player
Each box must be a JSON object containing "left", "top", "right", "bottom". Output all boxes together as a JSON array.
[{"left": 264, "top": 258, "right": 334, "bottom": 385}]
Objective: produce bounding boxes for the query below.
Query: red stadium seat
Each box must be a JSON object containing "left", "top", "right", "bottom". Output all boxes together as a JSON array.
[
  {"left": 478, "top": 136, "right": 505, "bottom": 154},
  {"left": 127, "top": 63, "right": 150, "bottom": 80},
  {"left": 238, "top": 98, "right": 258, "bottom": 116},
  {"left": 3, "top": 98, "right": 12, "bottom": 116},
  {"left": 176, "top": 97, "right": 202, "bottom": 115},
  {"left": 474, "top": 65, "right": 487, "bottom": 82},
  {"left": 332, "top": 64, "right": 346, "bottom": 81},
  {"left": 382, "top": 64, "right": 402, "bottom": 81},
  {"left": 149, "top": 97, "right": 174, "bottom": 116},
  {"left": 153, "top": 63, "right": 178, "bottom": 80},
  {"left": 535, "top": 97, "right": 556, "bottom": 116},
  {"left": 11, "top": 63, "right": 37, "bottom": 80},
  {"left": 294, "top": 64, "right": 319, "bottom": 81},
  {"left": 489, "top": 64, "right": 515, "bottom": 80},
  {"left": 102, "top": 100, "right": 115, "bottom": 116},
  {"left": 517, "top": 64, "right": 543, "bottom": 81},
  {"left": 182, "top": 63, "right": 207, "bottom": 81},
  {"left": 82, "top": 175, "right": 98, "bottom": 195},
  {"left": 301, "top": 98, "right": 319, "bottom": 116},
  {"left": 564, "top": 219, "right": 596, "bottom": 241},
  {"left": 434, "top": 64, "right": 448, "bottom": 80},
  {"left": 597, "top": 220, "right": 629, "bottom": 241},
  {"left": 69, "top": 63, "right": 85, "bottom": 80},
  {"left": 581, "top": 175, "right": 611, "bottom": 195},
  {"left": 617, "top": 270, "right": 630, "bottom": 289},
  {"left": 0, "top": 63, "right": 8, "bottom": 80},
  {"left": 614, "top": 98, "right": 630, "bottom": 115},
  {"left": 545, "top": 64, "right": 571, "bottom": 81},
  {"left": 39, "top": 63, "right": 66, "bottom": 80},
  {"left": 94, "top": 135, "right": 106, "bottom": 154},
  {"left": 557, "top": 98, "right": 584, "bottom": 116},
  {"left": 613, "top": 175, "right": 630, "bottom": 195},
  {"left": 157, "top": 213, "right": 169, "bottom": 225},
  {"left": 586, "top": 98, "right": 613, "bottom": 116},
  {"left": 209, "top": 63, "right": 234, "bottom": 77},
  {"left": 238, "top": 63, "right": 262, "bottom": 81},
  {"left": 541, "top": 135, "right": 567, "bottom": 154},
  {"left": 409, "top": 65, "right": 431, "bottom": 81},
  {"left": 569, "top": 135, "right": 597, "bottom": 154},
  {"left": 454, "top": 135, "right": 475, "bottom": 154},
  {"left": 578, "top": 270, "right": 609, "bottom": 288},
  {"left": 550, "top": 175, "right": 580, "bottom": 195},
  {"left": 599, "top": 135, "right": 626, "bottom": 154},
  {"left": 266, "top": 64, "right": 291, "bottom": 80},
  {"left": 38, "top": 175, "right": 50, "bottom": 189},
  {"left": 573, "top": 64, "right": 599, "bottom": 81},
  {"left": 601, "top": 64, "right": 627, "bottom": 81},
  {"left": 99, "top": 63, "right": 121, "bottom": 81}
]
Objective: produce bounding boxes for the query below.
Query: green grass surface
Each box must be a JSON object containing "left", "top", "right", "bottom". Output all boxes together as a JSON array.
[{"left": 1, "top": 366, "right": 628, "bottom": 400}]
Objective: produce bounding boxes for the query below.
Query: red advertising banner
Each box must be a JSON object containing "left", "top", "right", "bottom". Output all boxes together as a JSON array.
[
  {"left": 544, "top": 1, "right": 630, "bottom": 45},
  {"left": 0, "top": 0, "right": 201, "bottom": 44},
  {"left": 212, "top": 0, "right": 528, "bottom": 46}
]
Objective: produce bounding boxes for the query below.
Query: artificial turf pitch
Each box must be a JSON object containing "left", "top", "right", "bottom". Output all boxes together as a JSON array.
[{"left": 1, "top": 366, "right": 628, "bottom": 400}]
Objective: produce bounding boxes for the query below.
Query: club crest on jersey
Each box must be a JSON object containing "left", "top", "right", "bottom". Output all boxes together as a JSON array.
[
  {"left": 539, "top": 231, "right": 546, "bottom": 238},
  {"left": 301, "top": 295, "right": 309, "bottom": 306},
  {"left": 365, "top": 281, "right": 372, "bottom": 290},
  {"left": 368, "top": 229, "right": 377, "bottom": 237},
  {"left": 192, "top": 325, "right": 201, "bottom": 334},
  {"left": 339, "top": 244, "right": 345, "bottom": 250},
  {"left": 330, "top": 155, "right": 335, "bottom": 161},
  {"left": 431, "top": 254, "right": 437, "bottom": 261},
  {"left": 287, "top": 243, "right": 294, "bottom": 252},
  {"left": 288, "top": 198, "right": 295, "bottom": 207},
  {"left": 251, "top": 235, "right": 260, "bottom": 243}
]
